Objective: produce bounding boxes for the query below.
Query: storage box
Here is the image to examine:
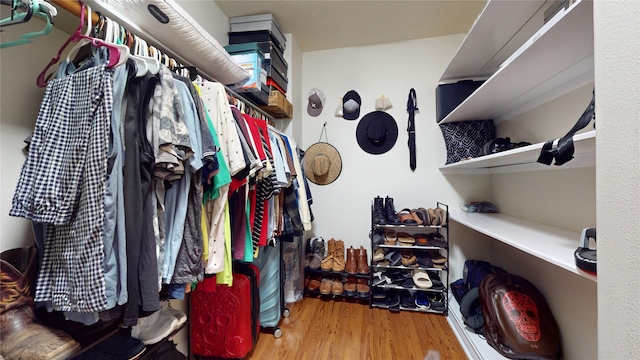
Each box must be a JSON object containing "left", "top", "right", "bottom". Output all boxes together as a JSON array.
[
  {"left": 260, "top": 90, "right": 293, "bottom": 118},
  {"left": 228, "top": 50, "right": 268, "bottom": 92},
  {"left": 225, "top": 41, "right": 288, "bottom": 85},
  {"left": 229, "top": 31, "right": 285, "bottom": 54},
  {"left": 435, "top": 80, "right": 485, "bottom": 122},
  {"left": 230, "top": 14, "right": 286, "bottom": 52}
]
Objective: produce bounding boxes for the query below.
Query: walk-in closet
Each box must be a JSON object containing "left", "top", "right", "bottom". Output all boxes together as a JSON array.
[{"left": 1, "top": 1, "right": 638, "bottom": 359}]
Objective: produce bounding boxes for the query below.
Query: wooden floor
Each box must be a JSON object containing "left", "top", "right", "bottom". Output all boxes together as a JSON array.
[{"left": 248, "top": 297, "right": 467, "bottom": 360}]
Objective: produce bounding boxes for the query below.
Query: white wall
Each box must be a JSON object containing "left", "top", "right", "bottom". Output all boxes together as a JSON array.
[
  {"left": 300, "top": 35, "right": 491, "bottom": 256},
  {"left": 594, "top": 1, "right": 640, "bottom": 358}
]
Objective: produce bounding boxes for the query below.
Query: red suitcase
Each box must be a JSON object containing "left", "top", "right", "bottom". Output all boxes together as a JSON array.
[{"left": 191, "top": 262, "right": 260, "bottom": 358}]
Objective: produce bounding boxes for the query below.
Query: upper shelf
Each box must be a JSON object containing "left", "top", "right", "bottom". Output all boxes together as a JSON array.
[
  {"left": 440, "top": 0, "right": 546, "bottom": 82},
  {"left": 439, "top": 0, "right": 594, "bottom": 124},
  {"left": 439, "top": 130, "right": 595, "bottom": 174},
  {"left": 450, "top": 211, "right": 596, "bottom": 282}
]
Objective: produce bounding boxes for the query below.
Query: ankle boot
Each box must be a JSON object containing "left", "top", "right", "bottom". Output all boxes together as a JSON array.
[
  {"left": 345, "top": 246, "right": 358, "bottom": 275},
  {"left": 385, "top": 196, "right": 401, "bottom": 225},
  {"left": 373, "top": 196, "right": 386, "bottom": 225},
  {"left": 320, "top": 238, "right": 336, "bottom": 271},
  {"left": 357, "top": 246, "right": 370, "bottom": 275},
  {"left": 332, "top": 240, "right": 345, "bottom": 272},
  {"left": 1, "top": 247, "right": 80, "bottom": 360}
]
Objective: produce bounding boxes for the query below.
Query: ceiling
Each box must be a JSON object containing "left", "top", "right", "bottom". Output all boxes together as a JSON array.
[{"left": 214, "top": 0, "right": 487, "bottom": 52}]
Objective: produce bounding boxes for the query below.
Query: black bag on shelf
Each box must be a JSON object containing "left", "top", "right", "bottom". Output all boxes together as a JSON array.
[
  {"left": 439, "top": 120, "right": 495, "bottom": 165},
  {"left": 537, "top": 90, "right": 595, "bottom": 166}
]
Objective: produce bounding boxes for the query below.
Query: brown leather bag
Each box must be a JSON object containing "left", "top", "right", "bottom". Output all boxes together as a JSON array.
[{"left": 479, "top": 272, "right": 562, "bottom": 360}]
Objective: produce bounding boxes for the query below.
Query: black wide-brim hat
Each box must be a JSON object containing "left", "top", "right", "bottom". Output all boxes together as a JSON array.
[{"left": 356, "top": 111, "right": 398, "bottom": 154}]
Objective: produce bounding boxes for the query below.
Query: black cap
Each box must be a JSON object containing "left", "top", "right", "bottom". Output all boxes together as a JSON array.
[{"left": 342, "top": 90, "right": 361, "bottom": 120}]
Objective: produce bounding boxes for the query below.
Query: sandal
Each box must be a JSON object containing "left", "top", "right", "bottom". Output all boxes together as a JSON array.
[
  {"left": 384, "top": 229, "right": 397, "bottom": 245},
  {"left": 411, "top": 209, "right": 425, "bottom": 225},
  {"left": 428, "top": 233, "right": 447, "bottom": 247},
  {"left": 418, "top": 207, "right": 432, "bottom": 226},
  {"left": 401, "top": 254, "right": 417, "bottom": 267},
  {"left": 397, "top": 208, "right": 417, "bottom": 225},
  {"left": 412, "top": 269, "right": 433, "bottom": 289},
  {"left": 397, "top": 232, "right": 415, "bottom": 246},
  {"left": 435, "top": 207, "right": 448, "bottom": 226},
  {"left": 426, "top": 208, "right": 437, "bottom": 225},
  {"left": 414, "top": 233, "right": 430, "bottom": 246}
]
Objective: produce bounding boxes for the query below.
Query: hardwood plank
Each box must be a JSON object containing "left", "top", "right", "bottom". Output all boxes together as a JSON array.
[{"left": 247, "top": 297, "right": 467, "bottom": 360}]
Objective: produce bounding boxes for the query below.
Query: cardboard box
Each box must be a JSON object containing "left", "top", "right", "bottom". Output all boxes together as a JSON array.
[{"left": 260, "top": 90, "right": 293, "bottom": 118}]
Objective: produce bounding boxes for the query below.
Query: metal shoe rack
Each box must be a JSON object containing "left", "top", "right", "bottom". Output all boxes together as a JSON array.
[{"left": 369, "top": 201, "right": 449, "bottom": 315}]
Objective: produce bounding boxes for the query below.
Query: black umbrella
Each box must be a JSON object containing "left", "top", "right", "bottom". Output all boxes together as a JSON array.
[{"left": 407, "top": 88, "right": 418, "bottom": 170}]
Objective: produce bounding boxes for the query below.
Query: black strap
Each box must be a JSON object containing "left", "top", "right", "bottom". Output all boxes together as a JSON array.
[
  {"left": 537, "top": 90, "right": 595, "bottom": 166},
  {"left": 407, "top": 88, "right": 418, "bottom": 170}
]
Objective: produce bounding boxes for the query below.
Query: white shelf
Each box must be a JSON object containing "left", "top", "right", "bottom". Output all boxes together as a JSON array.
[
  {"left": 440, "top": 0, "right": 546, "bottom": 82},
  {"left": 439, "top": 0, "right": 594, "bottom": 124},
  {"left": 447, "top": 290, "right": 509, "bottom": 360},
  {"left": 439, "top": 130, "right": 595, "bottom": 174},
  {"left": 450, "top": 211, "right": 596, "bottom": 282}
]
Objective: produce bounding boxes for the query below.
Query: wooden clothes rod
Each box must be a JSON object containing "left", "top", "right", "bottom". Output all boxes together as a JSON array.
[
  {"left": 50, "top": 0, "right": 98, "bottom": 23},
  {"left": 48, "top": 0, "right": 276, "bottom": 123}
]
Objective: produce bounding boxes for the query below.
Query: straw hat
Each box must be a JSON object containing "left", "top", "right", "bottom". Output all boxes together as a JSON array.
[{"left": 304, "top": 142, "right": 342, "bottom": 185}]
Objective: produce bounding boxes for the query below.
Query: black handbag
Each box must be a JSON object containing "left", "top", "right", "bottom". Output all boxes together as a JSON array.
[{"left": 439, "top": 119, "right": 495, "bottom": 165}]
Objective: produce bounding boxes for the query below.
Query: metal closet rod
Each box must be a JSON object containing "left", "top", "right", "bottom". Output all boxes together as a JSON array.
[{"left": 49, "top": 0, "right": 276, "bottom": 123}]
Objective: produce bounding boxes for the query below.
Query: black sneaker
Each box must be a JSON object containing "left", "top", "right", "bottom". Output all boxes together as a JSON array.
[
  {"left": 400, "top": 291, "right": 416, "bottom": 309},
  {"left": 428, "top": 293, "right": 446, "bottom": 312}
]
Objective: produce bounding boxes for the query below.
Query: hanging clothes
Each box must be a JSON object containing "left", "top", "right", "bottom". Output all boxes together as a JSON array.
[{"left": 11, "top": 64, "right": 114, "bottom": 313}]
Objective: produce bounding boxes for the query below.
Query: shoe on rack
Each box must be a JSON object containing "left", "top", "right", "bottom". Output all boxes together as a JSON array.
[
  {"left": 372, "top": 271, "right": 386, "bottom": 286},
  {"left": 428, "top": 233, "right": 447, "bottom": 247},
  {"left": 331, "top": 279, "right": 344, "bottom": 296},
  {"left": 384, "top": 229, "right": 397, "bottom": 245},
  {"left": 415, "top": 292, "right": 431, "bottom": 309},
  {"left": 428, "top": 293, "right": 447, "bottom": 312},
  {"left": 357, "top": 246, "right": 370, "bottom": 274},
  {"left": 91, "top": 330, "right": 146, "bottom": 359},
  {"left": 161, "top": 302, "right": 187, "bottom": 328},
  {"left": 345, "top": 246, "right": 358, "bottom": 274},
  {"left": 320, "top": 239, "right": 336, "bottom": 271},
  {"left": 332, "top": 240, "right": 346, "bottom": 272},
  {"left": 343, "top": 277, "right": 357, "bottom": 296},
  {"left": 319, "top": 279, "right": 333, "bottom": 295},
  {"left": 356, "top": 278, "right": 370, "bottom": 298},
  {"left": 308, "top": 238, "right": 325, "bottom": 270},
  {"left": 307, "top": 275, "right": 322, "bottom": 291},
  {"left": 370, "top": 227, "right": 384, "bottom": 246},
  {"left": 373, "top": 248, "right": 385, "bottom": 262},
  {"left": 373, "top": 196, "right": 386, "bottom": 225},
  {"left": 400, "top": 291, "right": 417, "bottom": 309},
  {"left": 131, "top": 307, "right": 180, "bottom": 345},
  {"left": 384, "top": 197, "right": 401, "bottom": 225}
]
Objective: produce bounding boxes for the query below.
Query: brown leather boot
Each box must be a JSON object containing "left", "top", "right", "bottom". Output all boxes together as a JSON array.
[
  {"left": 1, "top": 247, "right": 80, "bottom": 360},
  {"left": 357, "top": 246, "right": 370, "bottom": 275},
  {"left": 356, "top": 278, "right": 370, "bottom": 298},
  {"left": 320, "top": 238, "right": 335, "bottom": 271},
  {"left": 332, "top": 240, "right": 345, "bottom": 272},
  {"left": 345, "top": 246, "right": 358, "bottom": 274}
]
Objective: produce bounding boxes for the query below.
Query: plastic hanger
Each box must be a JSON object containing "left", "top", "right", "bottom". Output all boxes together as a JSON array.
[
  {"left": 36, "top": 2, "right": 120, "bottom": 87},
  {"left": 0, "top": 0, "right": 33, "bottom": 27},
  {"left": 134, "top": 37, "right": 160, "bottom": 75},
  {"left": 101, "top": 17, "right": 129, "bottom": 67},
  {"left": 0, "top": 0, "right": 55, "bottom": 48},
  {"left": 63, "top": 3, "right": 94, "bottom": 64}
]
